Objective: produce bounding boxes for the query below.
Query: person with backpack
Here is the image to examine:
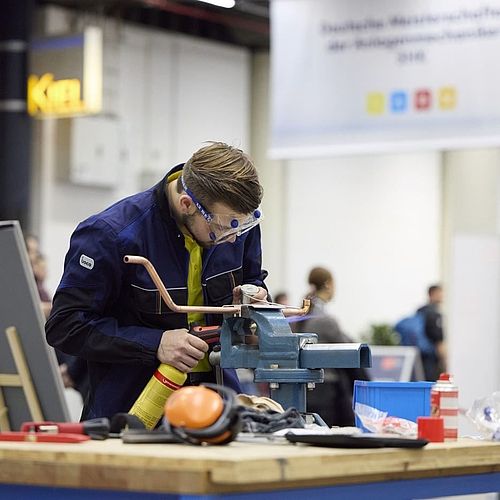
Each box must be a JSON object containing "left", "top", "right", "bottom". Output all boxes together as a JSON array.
[
  {"left": 417, "top": 284, "right": 446, "bottom": 381},
  {"left": 395, "top": 284, "right": 446, "bottom": 381}
]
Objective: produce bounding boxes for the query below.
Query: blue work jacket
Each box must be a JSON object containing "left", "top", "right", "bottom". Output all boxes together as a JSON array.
[{"left": 46, "top": 164, "right": 267, "bottom": 420}]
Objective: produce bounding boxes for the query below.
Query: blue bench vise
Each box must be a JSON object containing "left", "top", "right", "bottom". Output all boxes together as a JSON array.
[{"left": 218, "top": 304, "right": 371, "bottom": 413}]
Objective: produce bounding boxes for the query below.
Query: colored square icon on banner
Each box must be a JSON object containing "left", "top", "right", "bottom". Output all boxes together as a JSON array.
[
  {"left": 439, "top": 87, "right": 457, "bottom": 110},
  {"left": 390, "top": 91, "right": 408, "bottom": 113},
  {"left": 415, "top": 89, "right": 432, "bottom": 110},
  {"left": 366, "top": 92, "right": 385, "bottom": 115}
]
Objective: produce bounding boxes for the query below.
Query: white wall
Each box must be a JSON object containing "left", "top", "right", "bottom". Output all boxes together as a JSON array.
[
  {"left": 449, "top": 234, "right": 500, "bottom": 410},
  {"left": 283, "top": 153, "right": 442, "bottom": 338},
  {"left": 250, "top": 52, "right": 287, "bottom": 295}
]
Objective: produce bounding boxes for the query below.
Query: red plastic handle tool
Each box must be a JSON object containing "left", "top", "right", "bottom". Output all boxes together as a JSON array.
[
  {"left": 20, "top": 421, "right": 84, "bottom": 433},
  {"left": 190, "top": 325, "right": 221, "bottom": 344},
  {"left": 0, "top": 432, "right": 90, "bottom": 443}
]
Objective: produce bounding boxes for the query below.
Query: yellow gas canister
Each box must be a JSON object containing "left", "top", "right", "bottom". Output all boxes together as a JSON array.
[{"left": 129, "top": 364, "right": 187, "bottom": 429}]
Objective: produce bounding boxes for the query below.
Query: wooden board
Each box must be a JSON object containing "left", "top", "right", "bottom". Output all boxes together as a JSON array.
[{"left": 0, "top": 437, "right": 499, "bottom": 494}]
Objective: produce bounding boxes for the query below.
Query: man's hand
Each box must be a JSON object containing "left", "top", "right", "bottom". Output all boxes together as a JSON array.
[
  {"left": 157, "top": 329, "right": 209, "bottom": 373},
  {"left": 232, "top": 285, "right": 268, "bottom": 304}
]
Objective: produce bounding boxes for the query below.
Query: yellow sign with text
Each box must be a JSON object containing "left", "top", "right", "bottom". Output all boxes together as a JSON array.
[{"left": 27, "top": 73, "right": 87, "bottom": 117}]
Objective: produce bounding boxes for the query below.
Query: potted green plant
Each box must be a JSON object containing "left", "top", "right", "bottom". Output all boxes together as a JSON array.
[{"left": 363, "top": 323, "right": 400, "bottom": 346}]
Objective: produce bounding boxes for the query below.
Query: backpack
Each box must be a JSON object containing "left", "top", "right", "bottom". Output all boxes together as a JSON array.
[{"left": 394, "top": 311, "right": 435, "bottom": 356}]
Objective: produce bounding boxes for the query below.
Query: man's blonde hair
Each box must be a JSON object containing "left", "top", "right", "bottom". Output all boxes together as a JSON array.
[{"left": 180, "top": 142, "right": 263, "bottom": 214}]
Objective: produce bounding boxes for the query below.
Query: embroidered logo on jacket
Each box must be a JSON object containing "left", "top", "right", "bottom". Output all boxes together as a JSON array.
[{"left": 79, "top": 254, "right": 94, "bottom": 270}]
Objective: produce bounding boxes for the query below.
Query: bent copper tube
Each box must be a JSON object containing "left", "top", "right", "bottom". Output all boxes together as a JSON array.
[
  {"left": 123, "top": 255, "right": 309, "bottom": 317},
  {"left": 282, "top": 301, "right": 310, "bottom": 317}
]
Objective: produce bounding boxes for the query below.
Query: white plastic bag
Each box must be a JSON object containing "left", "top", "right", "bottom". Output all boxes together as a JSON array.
[
  {"left": 354, "top": 402, "right": 418, "bottom": 437},
  {"left": 466, "top": 391, "right": 500, "bottom": 441}
]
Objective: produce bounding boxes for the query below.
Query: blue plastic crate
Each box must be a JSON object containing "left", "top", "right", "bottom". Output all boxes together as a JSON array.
[{"left": 353, "top": 380, "right": 433, "bottom": 431}]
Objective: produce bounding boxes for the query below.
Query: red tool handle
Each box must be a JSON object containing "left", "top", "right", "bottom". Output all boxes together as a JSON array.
[
  {"left": 54, "top": 423, "right": 85, "bottom": 433},
  {"left": 20, "top": 421, "right": 55, "bottom": 432},
  {"left": 20, "top": 421, "right": 84, "bottom": 433},
  {"left": 190, "top": 325, "right": 221, "bottom": 344},
  {"left": 21, "top": 418, "right": 110, "bottom": 438},
  {"left": 0, "top": 432, "right": 90, "bottom": 443}
]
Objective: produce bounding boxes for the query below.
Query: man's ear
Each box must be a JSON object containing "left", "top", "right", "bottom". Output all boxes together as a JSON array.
[{"left": 179, "top": 194, "right": 195, "bottom": 215}]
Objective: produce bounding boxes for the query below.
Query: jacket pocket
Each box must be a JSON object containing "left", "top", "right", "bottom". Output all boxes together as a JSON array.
[
  {"left": 205, "top": 267, "right": 243, "bottom": 306},
  {"left": 130, "top": 284, "right": 188, "bottom": 329}
]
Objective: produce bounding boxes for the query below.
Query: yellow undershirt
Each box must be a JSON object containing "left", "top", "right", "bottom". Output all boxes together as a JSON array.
[{"left": 167, "top": 171, "right": 211, "bottom": 372}]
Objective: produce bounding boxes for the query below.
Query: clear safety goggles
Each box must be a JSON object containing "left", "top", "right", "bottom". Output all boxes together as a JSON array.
[{"left": 180, "top": 175, "right": 263, "bottom": 244}]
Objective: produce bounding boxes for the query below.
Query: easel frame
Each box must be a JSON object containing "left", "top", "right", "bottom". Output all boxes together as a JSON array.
[{"left": 0, "top": 327, "right": 44, "bottom": 431}]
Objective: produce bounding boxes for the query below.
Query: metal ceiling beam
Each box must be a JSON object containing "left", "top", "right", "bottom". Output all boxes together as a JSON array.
[{"left": 142, "top": 0, "right": 269, "bottom": 35}]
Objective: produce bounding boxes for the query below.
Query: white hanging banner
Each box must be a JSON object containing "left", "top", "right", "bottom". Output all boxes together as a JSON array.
[{"left": 270, "top": 0, "right": 500, "bottom": 158}]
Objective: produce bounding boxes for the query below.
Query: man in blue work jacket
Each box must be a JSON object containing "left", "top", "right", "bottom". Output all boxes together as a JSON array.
[{"left": 46, "top": 142, "right": 268, "bottom": 420}]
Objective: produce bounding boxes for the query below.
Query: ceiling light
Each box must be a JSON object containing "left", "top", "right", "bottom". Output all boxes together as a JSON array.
[{"left": 195, "top": 0, "right": 236, "bottom": 8}]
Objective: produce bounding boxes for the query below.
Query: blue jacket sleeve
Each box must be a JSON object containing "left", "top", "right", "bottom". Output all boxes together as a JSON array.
[
  {"left": 46, "top": 218, "right": 163, "bottom": 365},
  {"left": 242, "top": 225, "right": 268, "bottom": 289}
]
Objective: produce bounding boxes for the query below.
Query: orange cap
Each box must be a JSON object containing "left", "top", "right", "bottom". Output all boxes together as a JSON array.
[{"left": 165, "top": 386, "right": 224, "bottom": 428}]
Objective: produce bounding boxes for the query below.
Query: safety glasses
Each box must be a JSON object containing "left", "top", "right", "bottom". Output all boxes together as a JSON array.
[{"left": 180, "top": 175, "right": 263, "bottom": 244}]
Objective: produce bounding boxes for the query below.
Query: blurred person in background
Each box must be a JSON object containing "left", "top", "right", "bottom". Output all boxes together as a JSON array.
[
  {"left": 25, "top": 234, "right": 51, "bottom": 317},
  {"left": 25, "top": 234, "right": 40, "bottom": 264},
  {"left": 417, "top": 284, "right": 446, "bottom": 381},
  {"left": 31, "top": 252, "right": 52, "bottom": 319},
  {"left": 295, "top": 266, "right": 370, "bottom": 427},
  {"left": 274, "top": 291, "right": 289, "bottom": 305}
]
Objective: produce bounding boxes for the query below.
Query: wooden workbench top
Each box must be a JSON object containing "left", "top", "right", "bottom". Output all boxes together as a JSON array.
[{"left": 0, "top": 436, "right": 499, "bottom": 494}]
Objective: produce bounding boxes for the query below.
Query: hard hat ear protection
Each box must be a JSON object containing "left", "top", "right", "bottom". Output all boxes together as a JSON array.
[{"left": 163, "top": 383, "right": 241, "bottom": 445}]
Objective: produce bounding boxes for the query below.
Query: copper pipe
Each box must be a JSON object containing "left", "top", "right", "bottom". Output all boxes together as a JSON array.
[
  {"left": 124, "top": 255, "right": 239, "bottom": 314},
  {"left": 124, "top": 255, "right": 309, "bottom": 317},
  {"left": 282, "top": 299, "right": 310, "bottom": 317}
]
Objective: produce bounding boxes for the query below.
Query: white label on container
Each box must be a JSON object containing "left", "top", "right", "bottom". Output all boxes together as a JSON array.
[{"left": 439, "top": 397, "right": 458, "bottom": 409}]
